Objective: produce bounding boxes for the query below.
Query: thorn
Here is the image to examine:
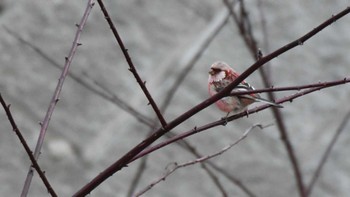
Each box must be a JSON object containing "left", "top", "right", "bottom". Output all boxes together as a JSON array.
[
  {"left": 75, "top": 24, "right": 79, "bottom": 27},
  {"left": 7, "top": 104, "right": 11, "bottom": 109},
  {"left": 257, "top": 48, "right": 263, "bottom": 59},
  {"left": 55, "top": 98, "right": 60, "bottom": 103},
  {"left": 65, "top": 57, "right": 68, "bottom": 61},
  {"left": 38, "top": 121, "right": 43, "bottom": 126},
  {"left": 193, "top": 126, "right": 197, "bottom": 131},
  {"left": 91, "top": 2, "right": 95, "bottom": 6},
  {"left": 147, "top": 102, "right": 150, "bottom": 105},
  {"left": 245, "top": 110, "right": 250, "bottom": 118},
  {"left": 143, "top": 81, "right": 146, "bottom": 85},
  {"left": 77, "top": 43, "right": 82, "bottom": 46}
]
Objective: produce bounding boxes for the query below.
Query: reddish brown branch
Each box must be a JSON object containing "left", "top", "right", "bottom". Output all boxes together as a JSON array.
[
  {"left": 73, "top": 6, "right": 350, "bottom": 197},
  {"left": 223, "top": 3, "right": 350, "bottom": 197},
  {"left": 130, "top": 77, "right": 350, "bottom": 162},
  {"left": 229, "top": 80, "right": 347, "bottom": 96},
  {"left": 96, "top": 0, "right": 167, "bottom": 127},
  {"left": 22, "top": 1, "right": 95, "bottom": 196},
  {"left": 0, "top": 94, "right": 57, "bottom": 197}
]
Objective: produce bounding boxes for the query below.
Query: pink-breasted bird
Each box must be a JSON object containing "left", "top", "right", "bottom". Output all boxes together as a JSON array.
[{"left": 208, "top": 61, "right": 282, "bottom": 116}]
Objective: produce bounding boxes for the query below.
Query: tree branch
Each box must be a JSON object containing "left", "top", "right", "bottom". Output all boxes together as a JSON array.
[
  {"left": 21, "top": 1, "right": 95, "bottom": 196},
  {"left": 0, "top": 94, "right": 57, "bottom": 197},
  {"left": 96, "top": 0, "right": 167, "bottom": 127},
  {"left": 73, "top": 6, "right": 350, "bottom": 197},
  {"left": 133, "top": 124, "right": 262, "bottom": 197},
  {"left": 130, "top": 78, "right": 350, "bottom": 162}
]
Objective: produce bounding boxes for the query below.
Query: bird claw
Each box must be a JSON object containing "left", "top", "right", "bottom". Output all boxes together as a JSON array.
[
  {"left": 220, "top": 112, "right": 230, "bottom": 126},
  {"left": 220, "top": 117, "right": 228, "bottom": 126}
]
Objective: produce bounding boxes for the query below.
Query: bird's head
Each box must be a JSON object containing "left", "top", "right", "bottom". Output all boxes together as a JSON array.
[{"left": 208, "top": 61, "right": 232, "bottom": 82}]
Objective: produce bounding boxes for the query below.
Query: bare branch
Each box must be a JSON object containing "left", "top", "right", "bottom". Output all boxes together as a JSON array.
[
  {"left": 222, "top": 3, "right": 350, "bottom": 197},
  {"left": 21, "top": 1, "right": 95, "bottom": 196},
  {"left": 96, "top": 0, "right": 167, "bottom": 127},
  {"left": 0, "top": 94, "right": 57, "bottom": 197},
  {"left": 133, "top": 124, "right": 264, "bottom": 197},
  {"left": 229, "top": 80, "right": 349, "bottom": 96},
  {"left": 130, "top": 78, "right": 350, "bottom": 162},
  {"left": 73, "top": 7, "right": 350, "bottom": 197}
]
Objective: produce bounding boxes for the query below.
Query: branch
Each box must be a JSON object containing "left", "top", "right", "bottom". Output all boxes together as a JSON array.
[
  {"left": 0, "top": 94, "right": 57, "bottom": 197},
  {"left": 73, "top": 6, "right": 350, "bottom": 197},
  {"left": 96, "top": 0, "right": 167, "bottom": 127},
  {"left": 130, "top": 77, "right": 350, "bottom": 162},
  {"left": 133, "top": 124, "right": 263, "bottom": 197},
  {"left": 223, "top": 3, "right": 350, "bottom": 197},
  {"left": 229, "top": 80, "right": 350, "bottom": 97},
  {"left": 21, "top": 1, "right": 95, "bottom": 196}
]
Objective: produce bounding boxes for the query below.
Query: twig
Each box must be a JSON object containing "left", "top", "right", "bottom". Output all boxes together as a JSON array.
[
  {"left": 0, "top": 94, "right": 57, "bottom": 197},
  {"left": 229, "top": 80, "right": 350, "bottom": 96},
  {"left": 96, "top": 0, "right": 167, "bottom": 127},
  {"left": 5, "top": 12, "right": 242, "bottom": 196},
  {"left": 306, "top": 109, "right": 350, "bottom": 196},
  {"left": 133, "top": 124, "right": 263, "bottom": 197},
  {"left": 130, "top": 77, "right": 350, "bottom": 162},
  {"left": 222, "top": 2, "right": 350, "bottom": 196},
  {"left": 73, "top": 7, "right": 350, "bottom": 197},
  {"left": 21, "top": 1, "right": 95, "bottom": 196},
  {"left": 127, "top": 156, "right": 148, "bottom": 197}
]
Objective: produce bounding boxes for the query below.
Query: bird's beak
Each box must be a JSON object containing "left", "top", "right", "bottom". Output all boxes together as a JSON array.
[{"left": 209, "top": 69, "right": 215, "bottom": 75}]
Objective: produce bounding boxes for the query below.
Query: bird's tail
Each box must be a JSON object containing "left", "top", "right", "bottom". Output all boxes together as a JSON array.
[
  {"left": 254, "top": 97, "right": 283, "bottom": 108},
  {"left": 239, "top": 95, "right": 283, "bottom": 108}
]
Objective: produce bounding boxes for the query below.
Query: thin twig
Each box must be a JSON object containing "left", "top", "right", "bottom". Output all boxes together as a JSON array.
[
  {"left": 223, "top": 1, "right": 311, "bottom": 195},
  {"left": 130, "top": 78, "right": 350, "bottom": 162},
  {"left": 175, "top": 133, "right": 256, "bottom": 197},
  {"left": 96, "top": 0, "right": 167, "bottom": 127},
  {"left": 133, "top": 124, "right": 263, "bottom": 197},
  {"left": 156, "top": 7, "right": 236, "bottom": 196},
  {"left": 306, "top": 109, "right": 350, "bottom": 196},
  {"left": 21, "top": 1, "right": 95, "bottom": 196},
  {"left": 127, "top": 156, "right": 148, "bottom": 197},
  {"left": 229, "top": 80, "right": 350, "bottom": 97},
  {"left": 0, "top": 94, "right": 58, "bottom": 197},
  {"left": 73, "top": 7, "right": 350, "bottom": 197},
  {"left": 5, "top": 14, "right": 241, "bottom": 196}
]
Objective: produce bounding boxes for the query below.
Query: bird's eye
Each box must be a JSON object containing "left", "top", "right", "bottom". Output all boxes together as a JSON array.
[{"left": 209, "top": 68, "right": 221, "bottom": 75}]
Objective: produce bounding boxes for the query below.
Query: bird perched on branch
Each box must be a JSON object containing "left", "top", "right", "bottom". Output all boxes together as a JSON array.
[{"left": 208, "top": 61, "right": 282, "bottom": 117}]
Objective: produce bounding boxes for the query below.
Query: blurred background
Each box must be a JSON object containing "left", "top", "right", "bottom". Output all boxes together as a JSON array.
[{"left": 0, "top": 0, "right": 349, "bottom": 196}]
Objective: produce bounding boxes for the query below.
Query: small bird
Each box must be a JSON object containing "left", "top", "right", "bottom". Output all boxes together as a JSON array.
[{"left": 208, "top": 61, "right": 282, "bottom": 117}]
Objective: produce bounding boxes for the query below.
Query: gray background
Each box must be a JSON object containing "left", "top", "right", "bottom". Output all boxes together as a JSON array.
[{"left": 0, "top": 0, "right": 350, "bottom": 196}]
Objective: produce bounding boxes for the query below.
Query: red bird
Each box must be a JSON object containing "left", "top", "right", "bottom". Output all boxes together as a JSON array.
[{"left": 208, "top": 61, "right": 282, "bottom": 116}]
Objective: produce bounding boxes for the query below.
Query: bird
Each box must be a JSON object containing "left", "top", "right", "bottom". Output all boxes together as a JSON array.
[{"left": 208, "top": 61, "right": 282, "bottom": 117}]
